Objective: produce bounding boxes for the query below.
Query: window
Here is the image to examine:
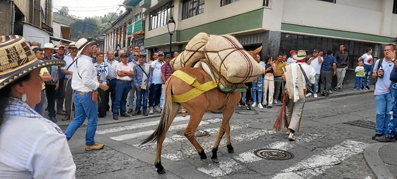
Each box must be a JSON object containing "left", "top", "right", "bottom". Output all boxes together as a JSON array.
[
  {"left": 149, "top": 2, "right": 171, "bottom": 30},
  {"left": 263, "top": 0, "right": 270, "bottom": 6},
  {"left": 393, "top": 0, "right": 397, "bottom": 14},
  {"left": 182, "top": 0, "right": 204, "bottom": 20},
  {"left": 318, "top": 0, "right": 336, "bottom": 3},
  {"left": 220, "top": 0, "right": 239, "bottom": 6}
]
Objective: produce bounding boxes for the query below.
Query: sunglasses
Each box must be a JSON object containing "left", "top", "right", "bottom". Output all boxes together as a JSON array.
[
  {"left": 134, "top": 55, "right": 138, "bottom": 56},
  {"left": 158, "top": 55, "right": 164, "bottom": 56}
]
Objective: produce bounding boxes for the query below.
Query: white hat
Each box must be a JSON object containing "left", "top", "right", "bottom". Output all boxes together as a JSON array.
[
  {"left": 75, "top": 38, "right": 91, "bottom": 56},
  {"left": 292, "top": 50, "right": 307, "bottom": 61},
  {"left": 31, "top": 46, "right": 39, "bottom": 50},
  {"left": 43, "top": 43, "right": 54, "bottom": 49}
]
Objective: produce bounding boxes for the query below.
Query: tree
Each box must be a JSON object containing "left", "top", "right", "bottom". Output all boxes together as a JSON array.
[{"left": 59, "top": 6, "right": 69, "bottom": 16}]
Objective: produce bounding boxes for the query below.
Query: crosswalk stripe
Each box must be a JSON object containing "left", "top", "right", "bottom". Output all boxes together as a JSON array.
[
  {"left": 234, "top": 133, "right": 320, "bottom": 163},
  {"left": 96, "top": 116, "right": 191, "bottom": 134},
  {"left": 272, "top": 140, "right": 369, "bottom": 179},
  {"left": 110, "top": 118, "right": 222, "bottom": 141},
  {"left": 197, "top": 133, "right": 318, "bottom": 177},
  {"left": 161, "top": 129, "right": 276, "bottom": 161}
]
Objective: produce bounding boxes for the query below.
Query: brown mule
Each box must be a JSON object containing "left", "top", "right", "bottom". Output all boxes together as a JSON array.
[{"left": 140, "top": 67, "right": 241, "bottom": 174}]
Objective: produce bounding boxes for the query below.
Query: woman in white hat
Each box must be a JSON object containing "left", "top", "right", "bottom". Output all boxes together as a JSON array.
[{"left": 0, "top": 36, "right": 76, "bottom": 178}]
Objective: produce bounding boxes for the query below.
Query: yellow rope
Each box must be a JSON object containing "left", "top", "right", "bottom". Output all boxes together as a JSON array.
[{"left": 171, "top": 70, "right": 218, "bottom": 103}]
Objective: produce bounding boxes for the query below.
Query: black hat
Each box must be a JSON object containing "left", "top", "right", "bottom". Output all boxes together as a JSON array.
[
  {"left": 165, "top": 54, "right": 172, "bottom": 58},
  {"left": 120, "top": 53, "right": 128, "bottom": 58}
]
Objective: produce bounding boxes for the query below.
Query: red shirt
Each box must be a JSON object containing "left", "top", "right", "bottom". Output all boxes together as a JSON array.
[{"left": 161, "top": 63, "right": 174, "bottom": 84}]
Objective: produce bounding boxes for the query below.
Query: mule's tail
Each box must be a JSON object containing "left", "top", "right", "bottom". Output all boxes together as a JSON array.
[{"left": 140, "top": 77, "right": 176, "bottom": 145}]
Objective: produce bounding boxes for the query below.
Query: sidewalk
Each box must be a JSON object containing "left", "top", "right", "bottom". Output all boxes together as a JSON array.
[{"left": 365, "top": 143, "right": 397, "bottom": 179}]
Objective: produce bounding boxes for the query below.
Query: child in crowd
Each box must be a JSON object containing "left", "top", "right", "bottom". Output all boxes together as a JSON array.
[{"left": 354, "top": 60, "right": 365, "bottom": 90}]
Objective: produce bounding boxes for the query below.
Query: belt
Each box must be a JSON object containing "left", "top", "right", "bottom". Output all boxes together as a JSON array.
[
  {"left": 117, "top": 79, "right": 131, "bottom": 82},
  {"left": 76, "top": 91, "right": 92, "bottom": 95}
]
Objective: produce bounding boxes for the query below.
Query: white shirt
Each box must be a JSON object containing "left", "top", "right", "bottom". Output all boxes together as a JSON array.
[
  {"left": 0, "top": 116, "right": 76, "bottom": 179},
  {"left": 116, "top": 62, "right": 134, "bottom": 81},
  {"left": 287, "top": 57, "right": 297, "bottom": 65},
  {"left": 72, "top": 55, "right": 99, "bottom": 92},
  {"left": 151, "top": 59, "right": 165, "bottom": 84},
  {"left": 107, "top": 59, "right": 119, "bottom": 80},
  {"left": 297, "top": 62, "right": 316, "bottom": 88},
  {"left": 361, "top": 53, "right": 373, "bottom": 65},
  {"left": 62, "top": 55, "right": 78, "bottom": 79},
  {"left": 309, "top": 57, "right": 322, "bottom": 74}
]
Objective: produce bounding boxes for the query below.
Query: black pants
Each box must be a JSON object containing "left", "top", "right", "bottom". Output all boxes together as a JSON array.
[
  {"left": 57, "top": 78, "right": 65, "bottom": 112},
  {"left": 108, "top": 79, "right": 117, "bottom": 110},
  {"left": 45, "top": 84, "right": 57, "bottom": 118},
  {"left": 98, "top": 88, "right": 109, "bottom": 117},
  {"left": 245, "top": 82, "right": 252, "bottom": 104}
]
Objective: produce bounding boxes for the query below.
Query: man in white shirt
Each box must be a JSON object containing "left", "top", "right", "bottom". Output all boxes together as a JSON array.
[
  {"left": 60, "top": 43, "right": 78, "bottom": 121},
  {"left": 106, "top": 50, "right": 119, "bottom": 111},
  {"left": 127, "top": 51, "right": 139, "bottom": 114},
  {"left": 113, "top": 53, "right": 134, "bottom": 120},
  {"left": 306, "top": 49, "right": 323, "bottom": 98},
  {"left": 358, "top": 48, "right": 373, "bottom": 90},
  {"left": 149, "top": 51, "right": 165, "bottom": 114},
  {"left": 64, "top": 38, "right": 109, "bottom": 151},
  {"left": 281, "top": 50, "right": 316, "bottom": 141},
  {"left": 286, "top": 50, "right": 298, "bottom": 65}
]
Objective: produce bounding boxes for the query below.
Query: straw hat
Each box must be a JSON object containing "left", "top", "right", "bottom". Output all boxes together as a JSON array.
[
  {"left": 0, "top": 35, "right": 65, "bottom": 90},
  {"left": 292, "top": 50, "right": 307, "bottom": 60},
  {"left": 75, "top": 38, "right": 91, "bottom": 56},
  {"left": 68, "top": 42, "right": 76, "bottom": 48}
]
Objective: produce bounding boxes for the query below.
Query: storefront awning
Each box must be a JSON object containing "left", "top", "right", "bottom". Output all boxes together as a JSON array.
[{"left": 124, "top": 0, "right": 141, "bottom": 6}]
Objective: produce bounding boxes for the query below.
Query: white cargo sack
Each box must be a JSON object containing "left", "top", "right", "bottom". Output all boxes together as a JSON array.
[{"left": 170, "top": 32, "right": 209, "bottom": 70}]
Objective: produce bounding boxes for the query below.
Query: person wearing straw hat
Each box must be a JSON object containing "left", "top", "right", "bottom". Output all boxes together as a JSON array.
[
  {"left": 60, "top": 42, "right": 78, "bottom": 121},
  {"left": 0, "top": 35, "right": 76, "bottom": 178},
  {"left": 43, "top": 42, "right": 59, "bottom": 122},
  {"left": 64, "top": 38, "right": 109, "bottom": 150},
  {"left": 274, "top": 50, "right": 316, "bottom": 141}
]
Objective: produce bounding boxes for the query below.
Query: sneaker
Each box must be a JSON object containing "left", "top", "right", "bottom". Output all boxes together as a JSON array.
[
  {"left": 321, "top": 92, "right": 325, "bottom": 96},
  {"left": 134, "top": 111, "right": 141, "bottom": 115},
  {"left": 375, "top": 135, "right": 396, "bottom": 142},
  {"left": 155, "top": 106, "right": 161, "bottom": 113},
  {"left": 288, "top": 133, "right": 295, "bottom": 141},
  {"left": 251, "top": 102, "right": 257, "bottom": 107},
  {"left": 334, "top": 88, "right": 338, "bottom": 91},
  {"left": 328, "top": 90, "right": 333, "bottom": 94},
  {"left": 354, "top": 88, "right": 357, "bottom": 90},
  {"left": 258, "top": 103, "right": 264, "bottom": 109},
  {"left": 245, "top": 104, "right": 251, "bottom": 110},
  {"left": 149, "top": 107, "right": 154, "bottom": 114},
  {"left": 61, "top": 115, "right": 70, "bottom": 121},
  {"left": 366, "top": 86, "right": 370, "bottom": 90},
  {"left": 120, "top": 113, "right": 130, "bottom": 117},
  {"left": 372, "top": 134, "right": 383, "bottom": 140},
  {"left": 359, "top": 88, "right": 362, "bottom": 91},
  {"left": 305, "top": 93, "right": 312, "bottom": 97},
  {"left": 143, "top": 110, "right": 148, "bottom": 116},
  {"left": 85, "top": 143, "right": 104, "bottom": 151},
  {"left": 113, "top": 115, "right": 118, "bottom": 120},
  {"left": 338, "top": 88, "right": 343, "bottom": 92},
  {"left": 274, "top": 99, "right": 278, "bottom": 104},
  {"left": 127, "top": 109, "right": 133, "bottom": 113},
  {"left": 50, "top": 117, "right": 57, "bottom": 123},
  {"left": 313, "top": 93, "right": 318, "bottom": 98}
]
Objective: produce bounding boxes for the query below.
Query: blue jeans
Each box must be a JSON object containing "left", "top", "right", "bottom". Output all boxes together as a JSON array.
[
  {"left": 136, "top": 89, "right": 149, "bottom": 112},
  {"left": 375, "top": 93, "right": 392, "bottom": 135},
  {"left": 34, "top": 90, "right": 46, "bottom": 116},
  {"left": 160, "top": 84, "right": 165, "bottom": 109},
  {"left": 65, "top": 93, "right": 98, "bottom": 145},
  {"left": 252, "top": 76, "right": 263, "bottom": 103},
  {"left": 364, "top": 64, "right": 372, "bottom": 87},
  {"left": 113, "top": 80, "right": 131, "bottom": 116},
  {"left": 241, "top": 92, "right": 246, "bottom": 103},
  {"left": 128, "top": 84, "right": 137, "bottom": 109},
  {"left": 386, "top": 83, "right": 397, "bottom": 137},
  {"left": 309, "top": 74, "right": 320, "bottom": 94},
  {"left": 355, "top": 77, "right": 363, "bottom": 89},
  {"left": 149, "top": 84, "right": 162, "bottom": 107}
]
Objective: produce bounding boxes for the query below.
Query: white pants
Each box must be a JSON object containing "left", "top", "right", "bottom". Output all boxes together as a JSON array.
[{"left": 263, "top": 75, "right": 274, "bottom": 106}]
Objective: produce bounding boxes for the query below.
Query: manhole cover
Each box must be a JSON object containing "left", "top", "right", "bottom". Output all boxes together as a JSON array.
[
  {"left": 343, "top": 120, "right": 376, "bottom": 130},
  {"left": 236, "top": 110, "right": 259, "bottom": 115},
  {"left": 254, "top": 149, "right": 294, "bottom": 160},
  {"left": 176, "top": 130, "right": 210, "bottom": 137}
]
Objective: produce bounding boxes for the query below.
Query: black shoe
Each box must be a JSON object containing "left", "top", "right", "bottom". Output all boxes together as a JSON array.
[
  {"left": 98, "top": 115, "right": 106, "bottom": 118},
  {"left": 127, "top": 109, "right": 133, "bottom": 113},
  {"left": 320, "top": 92, "right": 325, "bottom": 96},
  {"left": 366, "top": 86, "right": 370, "bottom": 90},
  {"left": 267, "top": 106, "right": 273, "bottom": 109},
  {"left": 61, "top": 115, "right": 69, "bottom": 121},
  {"left": 143, "top": 111, "right": 148, "bottom": 116},
  {"left": 50, "top": 117, "right": 57, "bottom": 123},
  {"left": 375, "top": 135, "right": 396, "bottom": 142},
  {"left": 120, "top": 113, "right": 130, "bottom": 117},
  {"left": 113, "top": 116, "right": 118, "bottom": 120},
  {"left": 134, "top": 111, "right": 141, "bottom": 115},
  {"left": 372, "top": 134, "right": 383, "bottom": 140}
]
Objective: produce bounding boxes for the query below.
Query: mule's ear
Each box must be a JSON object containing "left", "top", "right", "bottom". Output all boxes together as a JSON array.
[{"left": 254, "top": 46, "right": 263, "bottom": 54}]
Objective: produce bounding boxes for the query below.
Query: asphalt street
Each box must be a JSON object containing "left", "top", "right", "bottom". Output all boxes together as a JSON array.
[{"left": 67, "top": 92, "right": 378, "bottom": 179}]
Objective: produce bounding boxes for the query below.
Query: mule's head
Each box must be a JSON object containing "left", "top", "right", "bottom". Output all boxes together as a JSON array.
[{"left": 247, "top": 46, "right": 262, "bottom": 63}]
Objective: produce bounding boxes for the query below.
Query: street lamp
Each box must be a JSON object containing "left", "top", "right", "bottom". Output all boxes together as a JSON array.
[{"left": 167, "top": 16, "right": 176, "bottom": 54}]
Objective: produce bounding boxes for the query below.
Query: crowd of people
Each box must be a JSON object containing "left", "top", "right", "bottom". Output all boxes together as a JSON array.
[
  {"left": 30, "top": 41, "right": 184, "bottom": 123},
  {"left": 240, "top": 45, "right": 375, "bottom": 110}
]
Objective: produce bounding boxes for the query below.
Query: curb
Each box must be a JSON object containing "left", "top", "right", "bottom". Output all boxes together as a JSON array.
[
  {"left": 364, "top": 143, "right": 394, "bottom": 179},
  {"left": 305, "top": 90, "right": 373, "bottom": 103}
]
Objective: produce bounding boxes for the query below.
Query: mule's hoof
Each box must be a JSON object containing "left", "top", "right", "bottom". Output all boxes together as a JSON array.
[
  {"left": 228, "top": 149, "right": 234, "bottom": 153},
  {"left": 157, "top": 168, "right": 166, "bottom": 174},
  {"left": 198, "top": 150, "right": 207, "bottom": 160},
  {"left": 211, "top": 158, "right": 219, "bottom": 163}
]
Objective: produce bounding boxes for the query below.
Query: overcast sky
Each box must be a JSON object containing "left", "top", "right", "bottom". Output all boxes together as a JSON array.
[{"left": 53, "top": 0, "right": 126, "bottom": 19}]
